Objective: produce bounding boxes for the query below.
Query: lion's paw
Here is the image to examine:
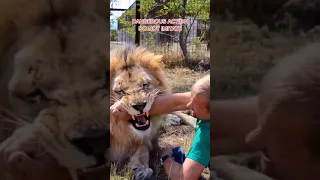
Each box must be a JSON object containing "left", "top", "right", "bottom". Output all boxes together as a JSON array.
[{"left": 133, "top": 167, "right": 153, "bottom": 180}]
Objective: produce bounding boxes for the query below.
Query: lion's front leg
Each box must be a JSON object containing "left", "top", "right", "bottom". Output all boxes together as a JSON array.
[{"left": 128, "top": 145, "right": 153, "bottom": 180}]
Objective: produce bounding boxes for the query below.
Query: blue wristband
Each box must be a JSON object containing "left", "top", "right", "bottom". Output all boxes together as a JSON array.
[{"left": 172, "top": 147, "right": 186, "bottom": 164}]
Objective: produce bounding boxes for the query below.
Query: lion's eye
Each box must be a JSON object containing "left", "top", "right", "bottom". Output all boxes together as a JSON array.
[
  {"left": 117, "top": 89, "right": 125, "bottom": 95},
  {"left": 143, "top": 83, "right": 150, "bottom": 88},
  {"left": 23, "top": 89, "right": 49, "bottom": 104}
]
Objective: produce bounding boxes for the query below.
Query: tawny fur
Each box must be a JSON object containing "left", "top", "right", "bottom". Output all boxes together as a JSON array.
[
  {"left": 109, "top": 45, "right": 170, "bottom": 164},
  {"left": 0, "top": 0, "right": 110, "bottom": 179}
]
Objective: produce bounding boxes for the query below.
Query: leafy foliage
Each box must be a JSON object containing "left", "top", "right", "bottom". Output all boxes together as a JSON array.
[
  {"left": 110, "top": 29, "right": 118, "bottom": 41},
  {"left": 111, "top": 0, "right": 209, "bottom": 68},
  {"left": 117, "top": 7, "right": 136, "bottom": 38}
]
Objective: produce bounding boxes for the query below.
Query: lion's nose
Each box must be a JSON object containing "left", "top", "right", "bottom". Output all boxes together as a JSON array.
[
  {"left": 132, "top": 102, "right": 146, "bottom": 112},
  {"left": 70, "top": 129, "right": 109, "bottom": 157}
]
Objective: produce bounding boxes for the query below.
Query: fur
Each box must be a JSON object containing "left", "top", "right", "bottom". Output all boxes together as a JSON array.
[
  {"left": 0, "top": 0, "right": 109, "bottom": 179},
  {"left": 110, "top": 45, "right": 170, "bottom": 179}
]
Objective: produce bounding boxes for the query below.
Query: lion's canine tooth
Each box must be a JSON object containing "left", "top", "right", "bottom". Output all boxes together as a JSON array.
[
  {"left": 135, "top": 123, "right": 141, "bottom": 127},
  {"left": 132, "top": 115, "right": 135, "bottom": 120},
  {"left": 146, "top": 112, "right": 149, "bottom": 117},
  {"left": 146, "top": 120, "right": 149, "bottom": 125}
]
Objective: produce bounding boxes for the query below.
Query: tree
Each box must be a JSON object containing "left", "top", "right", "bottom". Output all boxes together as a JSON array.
[
  {"left": 159, "top": 0, "right": 209, "bottom": 68},
  {"left": 116, "top": 0, "right": 210, "bottom": 68},
  {"left": 110, "top": 29, "right": 118, "bottom": 41}
]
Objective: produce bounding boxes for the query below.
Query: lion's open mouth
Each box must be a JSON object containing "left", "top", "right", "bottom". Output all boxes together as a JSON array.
[{"left": 129, "top": 112, "right": 151, "bottom": 131}]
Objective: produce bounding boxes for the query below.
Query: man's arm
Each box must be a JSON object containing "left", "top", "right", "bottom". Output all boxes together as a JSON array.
[
  {"left": 163, "top": 157, "right": 205, "bottom": 180},
  {"left": 112, "top": 92, "right": 191, "bottom": 121},
  {"left": 211, "top": 96, "right": 260, "bottom": 156},
  {"left": 152, "top": 92, "right": 191, "bottom": 114},
  {"left": 0, "top": 125, "right": 71, "bottom": 180},
  {"left": 211, "top": 156, "right": 275, "bottom": 180},
  {"left": 162, "top": 123, "right": 210, "bottom": 180}
]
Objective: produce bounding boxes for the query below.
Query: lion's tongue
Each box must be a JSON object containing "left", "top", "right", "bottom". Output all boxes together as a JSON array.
[{"left": 136, "top": 115, "right": 147, "bottom": 124}]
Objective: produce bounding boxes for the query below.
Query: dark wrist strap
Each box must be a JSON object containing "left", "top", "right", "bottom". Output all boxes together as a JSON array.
[{"left": 161, "top": 155, "right": 173, "bottom": 165}]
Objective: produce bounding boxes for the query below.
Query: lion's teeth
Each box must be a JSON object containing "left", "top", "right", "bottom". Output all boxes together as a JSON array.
[
  {"left": 135, "top": 123, "right": 141, "bottom": 127},
  {"left": 146, "top": 112, "right": 149, "bottom": 117},
  {"left": 146, "top": 121, "right": 149, "bottom": 125},
  {"left": 132, "top": 115, "right": 135, "bottom": 120}
]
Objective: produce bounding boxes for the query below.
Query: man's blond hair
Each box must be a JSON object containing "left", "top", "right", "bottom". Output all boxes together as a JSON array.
[{"left": 192, "top": 75, "right": 210, "bottom": 110}]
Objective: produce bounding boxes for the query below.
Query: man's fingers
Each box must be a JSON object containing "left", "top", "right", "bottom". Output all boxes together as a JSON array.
[
  {"left": 7, "top": 151, "right": 27, "bottom": 167},
  {"left": 111, "top": 109, "right": 119, "bottom": 113},
  {"left": 14, "top": 151, "right": 68, "bottom": 179},
  {"left": 2, "top": 137, "right": 37, "bottom": 165},
  {"left": 0, "top": 137, "right": 15, "bottom": 168},
  {"left": 9, "top": 151, "right": 42, "bottom": 175},
  {"left": 5, "top": 152, "right": 26, "bottom": 179},
  {"left": 7, "top": 151, "right": 51, "bottom": 180},
  {"left": 0, "top": 126, "right": 38, "bottom": 170},
  {"left": 0, "top": 125, "right": 44, "bottom": 179}
]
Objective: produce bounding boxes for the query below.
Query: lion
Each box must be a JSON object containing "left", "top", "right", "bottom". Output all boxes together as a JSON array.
[
  {"left": 109, "top": 44, "right": 170, "bottom": 179},
  {"left": 0, "top": 0, "right": 111, "bottom": 180}
]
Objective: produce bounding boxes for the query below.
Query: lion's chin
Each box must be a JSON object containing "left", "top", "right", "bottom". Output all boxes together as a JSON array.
[{"left": 129, "top": 112, "right": 151, "bottom": 131}]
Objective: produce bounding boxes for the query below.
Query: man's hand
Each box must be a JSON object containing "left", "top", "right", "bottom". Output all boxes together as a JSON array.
[
  {"left": 161, "top": 147, "right": 186, "bottom": 164},
  {"left": 110, "top": 100, "right": 133, "bottom": 121},
  {"left": 110, "top": 100, "right": 124, "bottom": 115},
  {"left": 0, "top": 125, "right": 70, "bottom": 180}
]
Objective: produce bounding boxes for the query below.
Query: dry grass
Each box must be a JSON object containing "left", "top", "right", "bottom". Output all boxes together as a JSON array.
[
  {"left": 212, "top": 19, "right": 320, "bottom": 99},
  {"left": 110, "top": 163, "right": 134, "bottom": 180},
  {"left": 165, "top": 68, "right": 210, "bottom": 93},
  {"left": 111, "top": 41, "right": 210, "bottom": 69}
]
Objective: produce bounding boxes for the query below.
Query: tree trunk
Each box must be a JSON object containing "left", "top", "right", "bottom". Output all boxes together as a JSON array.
[{"left": 179, "top": 0, "right": 191, "bottom": 68}]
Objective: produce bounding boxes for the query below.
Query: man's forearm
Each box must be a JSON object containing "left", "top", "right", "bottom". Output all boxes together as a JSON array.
[
  {"left": 163, "top": 158, "right": 183, "bottom": 180},
  {"left": 153, "top": 92, "right": 191, "bottom": 114},
  {"left": 115, "top": 92, "right": 191, "bottom": 121},
  {"left": 211, "top": 96, "right": 260, "bottom": 155}
]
